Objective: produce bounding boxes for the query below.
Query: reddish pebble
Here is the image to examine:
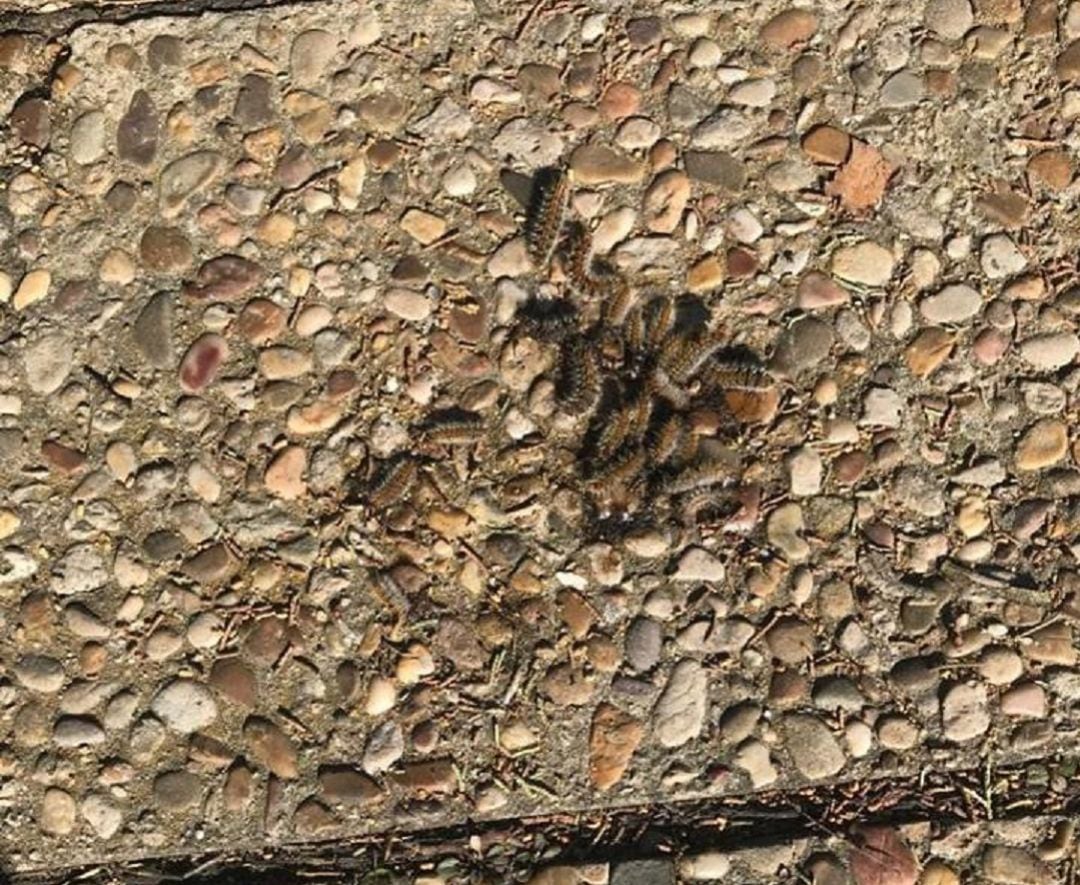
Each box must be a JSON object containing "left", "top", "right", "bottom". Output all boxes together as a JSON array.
[
  {"left": 833, "top": 451, "right": 869, "bottom": 484},
  {"left": 972, "top": 328, "right": 1009, "bottom": 365},
  {"left": 179, "top": 333, "right": 228, "bottom": 393},
  {"left": 798, "top": 271, "right": 849, "bottom": 309},
  {"left": 649, "top": 139, "right": 678, "bottom": 171},
  {"left": 760, "top": 10, "right": 818, "bottom": 49},
  {"left": 182, "top": 255, "right": 263, "bottom": 301},
  {"left": 726, "top": 246, "right": 758, "bottom": 278},
  {"left": 326, "top": 369, "right": 358, "bottom": 399},
  {"left": 598, "top": 81, "right": 642, "bottom": 121},
  {"left": 233, "top": 298, "right": 286, "bottom": 344},
  {"left": 264, "top": 445, "right": 307, "bottom": 500},
  {"left": 41, "top": 440, "right": 87, "bottom": 474}
]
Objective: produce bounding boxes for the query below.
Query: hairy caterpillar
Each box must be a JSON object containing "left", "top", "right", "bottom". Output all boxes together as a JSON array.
[
  {"left": 368, "top": 456, "right": 419, "bottom": 511},
  {"left": 525, "top": 166, "right": 571, "bottom": 271}
]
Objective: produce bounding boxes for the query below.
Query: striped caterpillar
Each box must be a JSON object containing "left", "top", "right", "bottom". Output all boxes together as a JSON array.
[
  {"left": 664, "top": 458, "right": 736, "bottom": 495},
  {"left": 420, "top": 409, "right": 486, "bottom": 445},
  {"left": 524, "top": 166, "right": 571, "bottom": 271},
  {"left": 368, "top": 456, "right": 419, "bottom": 511},
  {"left": 563, "top": 222, "right": 636, "bottom": 326},
  {"left": 556, "top": 337, "right": 601, "bottom": 414}
]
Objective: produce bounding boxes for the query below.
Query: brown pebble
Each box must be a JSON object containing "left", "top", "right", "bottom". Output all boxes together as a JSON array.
[
  {"left": 833, "top": 451, "right": 869, "bottom": 484},
  {"left": 801, "top": 125, "right": 850, "bottom": 164},
  {"left": 233, "top": 298, "right": 286, "bottom": 344},
  {"left": 598, "top": 81, "right": 642, "bottom": 120},
  {"left": 139, "top": 225, "right": 193, "bottom": 272},
  {"left": 1027, "top": 150, "right": 1072, "bottom": 189},
  {"left": 760, "top": 9, "right": 818, "bottom": 48},
  {"left": 243, "top": 715, "right": 299, "bottom": 779},
  {"left": 209, "top": 658, "right": 257, "bottom": 707},
  {"left": 367, "top": 139, "right": 400, "bottom": 169},
  {"left": 41, "top": 440, "right": 86, "bottom": 474}
]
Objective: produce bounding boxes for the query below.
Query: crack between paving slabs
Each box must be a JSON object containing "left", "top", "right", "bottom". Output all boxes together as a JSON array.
[{"left": 7, "top": 755, "right": 1080, "bottom": 883}]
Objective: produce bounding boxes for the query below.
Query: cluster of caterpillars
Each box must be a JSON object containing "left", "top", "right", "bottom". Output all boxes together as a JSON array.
[{"left": 520, "top": 165, "right": 776, "bottom": 534}]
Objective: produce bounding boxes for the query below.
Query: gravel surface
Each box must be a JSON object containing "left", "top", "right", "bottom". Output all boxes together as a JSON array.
[{"left": 2, "top": 0, "right": 1080, "bottom": 882}]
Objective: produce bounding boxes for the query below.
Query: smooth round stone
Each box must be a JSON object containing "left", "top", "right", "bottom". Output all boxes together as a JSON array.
[
  {"left": 13, "top": 269, "right": 50, "bottom": 310},
  {"left": 117, "top": 90, "right": 159, "bottom": 166},
  {"left": 12, "top": 96, "right": 50, "bottom": 147},
  {"left": 160, "top": 150, "right": 224, "bottom": 215},
  {"left": 692, "top": 108, "right": 753, "bottom": 150},
  {"left": 920, "top": 284, "right": 981, "bottom": 323},
  {"left": 802, "top": 125, "right": 851, "bottom": 164},
  {"left": 925, "top": 0, "right": 974, "bottom": 39},
  {"left": 770, "top": 317, "right": 834, "bottom": 374},
  {"left": 146, "top": 627, "right": 183, "bottom": 661},
  {"left": 15, "top": 655, "right": 65, "bottom": 692},
  {"left": 154, "top": 770, "right": 203, "bottom": 810},
  {"left": 687, "top": 36, "right": 722, "bottom": 67},
  {"left": 99, "top": 249, "right": 135, "bottom": 285},
  {"left": 264, "top": 445, "right": 308, "bottom": 499},
  {"left": 53, "top": 715, "right": 106, "bottom": 747},
  {"left": 831, "top": 240, "right": 895, "bottom": 286},
  {"left": 442, "top": 164, "right": 476, "bottom": 196},
  {"left": 642, "top": 170, "right": 690, "bottom": 233},
  {"left": 780, "top": 714, "right": 844, "bottom": 779},
  {"left": 767, "top": 503, "right": 810, "bottom": 562},
  {"left": 291, "top": 29, "right": 335, "bottom": 84},
  {"left": 760, "top": 10, "right": 819, "bottom": 48},
  {"left": 766, "top": 616, "right": 814, "bottom": 663},
  {"left": 69, "top": 110, "right": 106, "bottom": 165},
  {"left": 81, "top": 794, "right": 123, "bottom": 838},
  {"left": 570, "top": 144, "right": 643, "bottom": 184},
  {"left": 684, "top": 150, "right": 746, "bottom": 190},
  {"left": 616, "top": 116, "right": 662, "bottom": 149},
  {"left": 941, "top": 682, "right": 990, "bottom": 741},
  {"left": 728, "top": 78, "right": 776, "bottom": 106},
  {"left": 880, "top": 69, "right": 925, "bottom": 106},
  {"left": 1015, "top": 419, "right": 1068, "bottom": 470},
  {"left": 40, "top": 788, "right": 76, "bottom": 835},
  {"left": 1019, "top": 332, "right": 1079, "bottom": 369},
  {"left": 384, "top": 288, "right": 432, "bottom": 321},
  {"left": 980, "top": 233, "right": 1027, "bottom": 278},
  {"left": 150, "top": 678, "right": 218, "bottom": 732},
  {"left": 876, "top": 714, "right": 919, "bottom": 750},
  {"left": 139, "top": 226, "right": 192, "bottom": 272},
  {"left": 178, "top": 333, "right": 228, "bottom": 393},
  {"left": 973, "top": 328, "right": 1009, "bottom": 365}
]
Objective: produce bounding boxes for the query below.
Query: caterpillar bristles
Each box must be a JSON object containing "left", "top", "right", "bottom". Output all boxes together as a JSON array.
[
  {"left": 600, "top": 274, "right": 635, "bottom": 326},
  {"left": 525, "top": 166, "right": 571, "bottom": 271},
  {"left": 557, "top": 337, "right": 601, "bottom": 414},
  {"left": 665, "top": 458, "right": 736, "bottom": 495},
  {"left": 517, "top": 295, "right": 579, "bottom": 342},
  {"left": 664, "top": 333, "right": 726, "bottom": 384},
  {"left": 592, "top": 403, "right": 635, "bottom": 461},
  {"left": 368, "top": 456, "right": 419, "bottom": 511},
  {"left": 648, "top": 365, "right": 691, "bottom": 410},
  {"left": 643, "top": 297, "right": 675, "bottom": 349},
  {"left": 646, "top": 412, "right": 684, "bottom": 465},
  {"left": 679, "top": 488, "right": 739, "bottom": 527},
  {"left": 702, "top": 353, "right": 772, "bottom": 391},
  {"left": 562, "top": 222, "right": 600, "bottom": 298},
  {"left": 625, "top": 384, "right": 655, "bottom": 442},
  {"left": 624, "top": 306, "right": 646, "bottom": 355},
  {"left": 586, "top": 443, "right": 647, "bottom": 490},
  {"left": 420, "top": 409, "right": 485, "bottom": 445}
]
